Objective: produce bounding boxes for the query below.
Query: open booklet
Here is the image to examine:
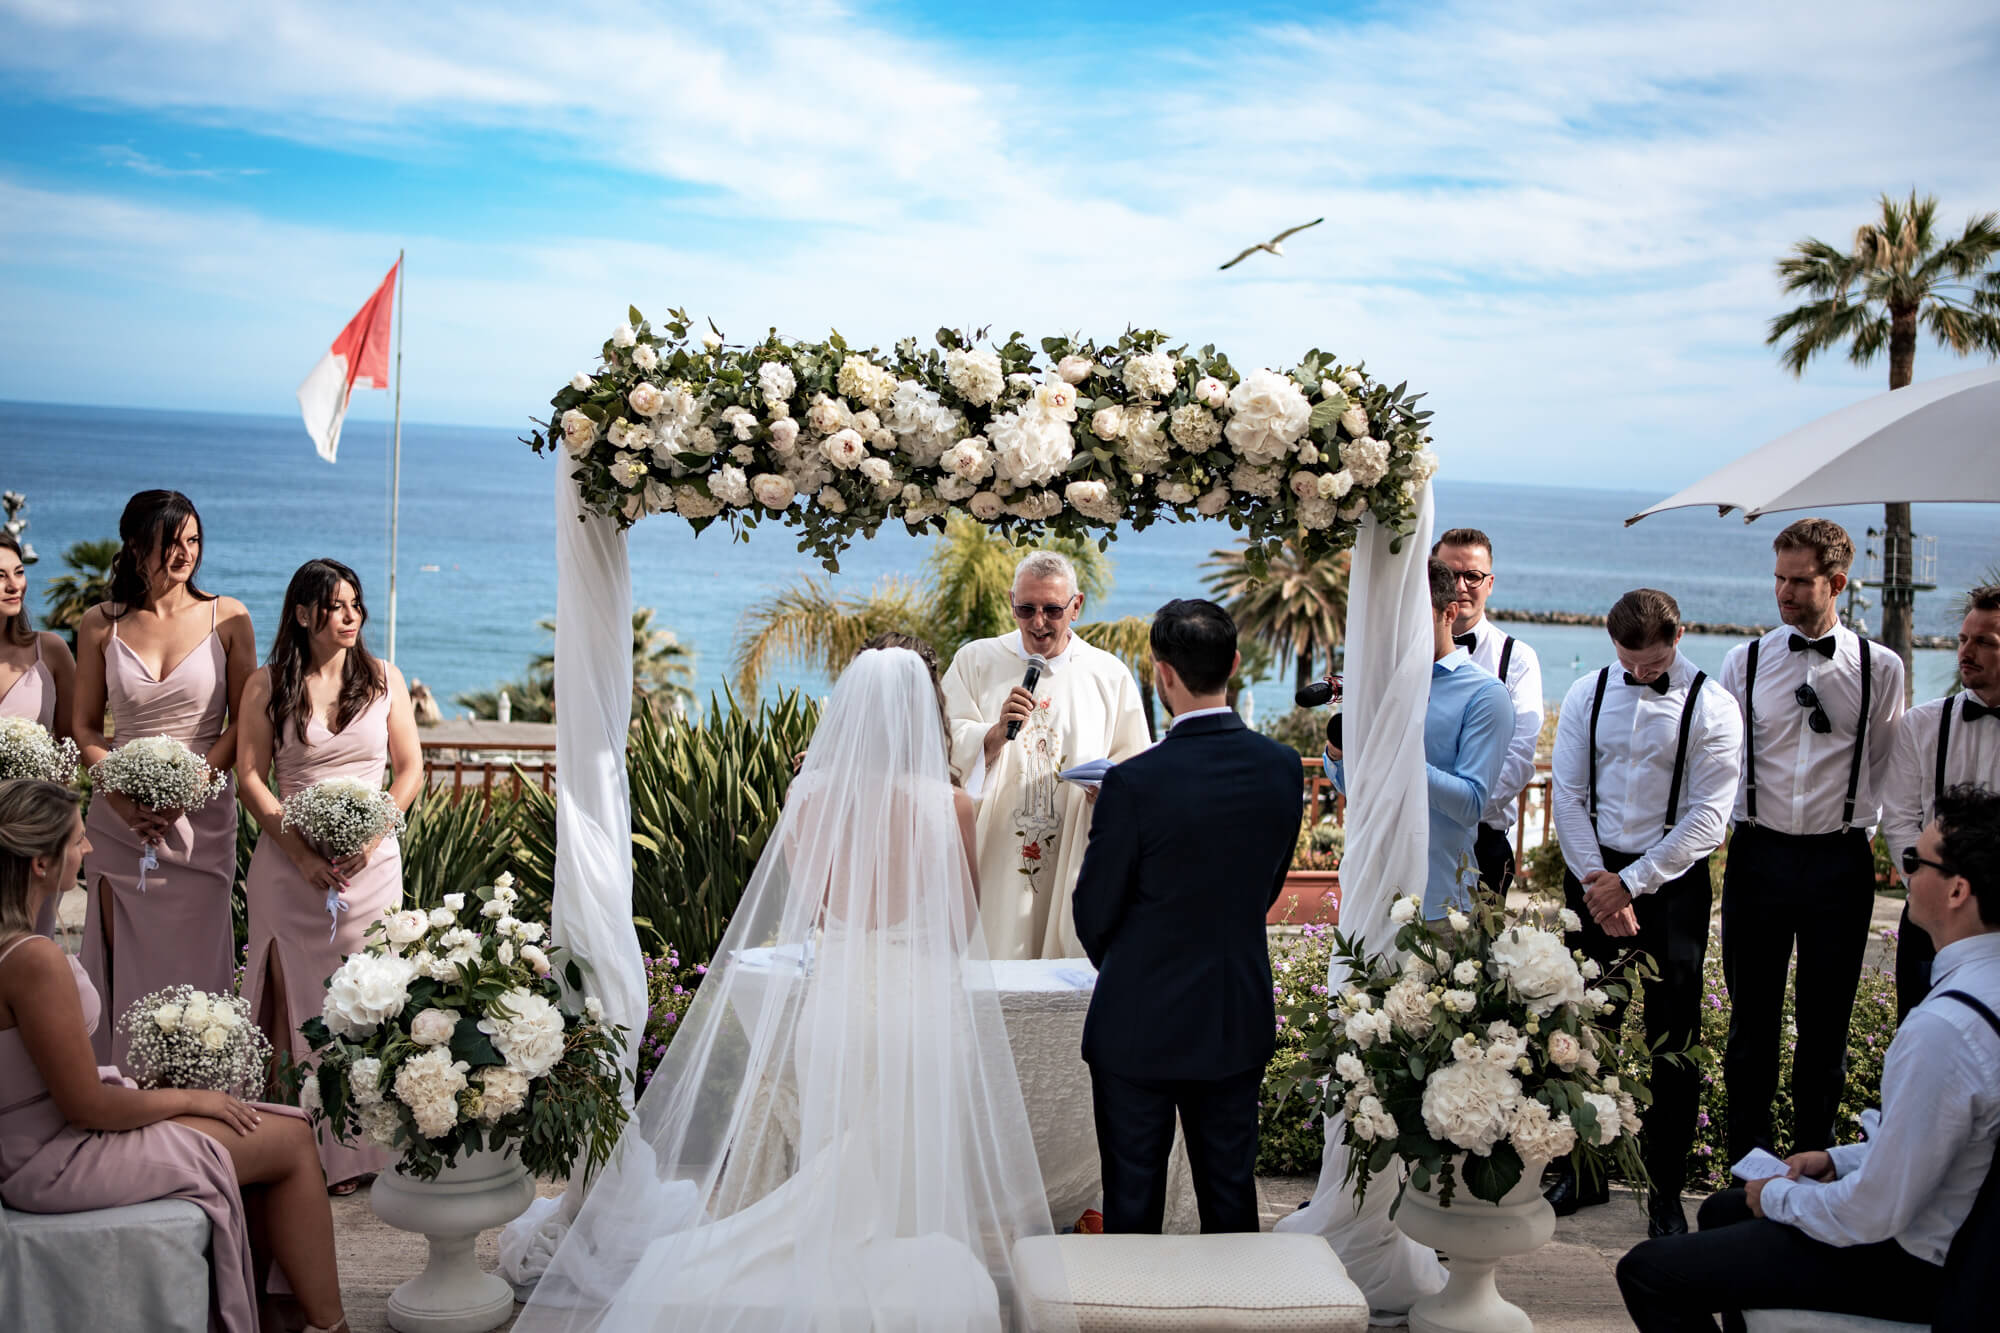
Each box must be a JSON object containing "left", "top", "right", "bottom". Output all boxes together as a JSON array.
[{"left": 1058, "top": 758, "right": 1116, "bottom": 790}]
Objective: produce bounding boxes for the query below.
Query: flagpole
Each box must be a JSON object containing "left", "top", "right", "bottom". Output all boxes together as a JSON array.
[{"left": 387, "top": 250, "right": 405, "bottom": 664}]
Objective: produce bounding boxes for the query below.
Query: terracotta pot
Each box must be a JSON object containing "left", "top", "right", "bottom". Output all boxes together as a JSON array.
[{"left": 1269, "top": 871, "right": 1340, "bottom": 926}]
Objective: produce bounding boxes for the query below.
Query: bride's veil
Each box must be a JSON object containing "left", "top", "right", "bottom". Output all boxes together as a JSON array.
[{"left": 516, "top": 645, "right": 1063, "bottom": 1332}]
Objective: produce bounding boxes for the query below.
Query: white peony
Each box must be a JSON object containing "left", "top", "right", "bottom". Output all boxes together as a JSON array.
[
  {"left": 1508, "top": 1099, "right": 1579, "bottom": 1163},
  {"left": 1063, "top": 479, "right": 1121, "bottom": 523},
  {"left": 1056, "top": 354, "right": 1094, "bottom": 385},
  {"left": 1420, "top": 1058, "right": 1523, "bottom": 1155},
  {"left": 968, "top": 491, "right": 1004, "bottom": 521},
  {"left": 1490, "top": 926, "right": 1588, "bottom": 1016},
  {"left": 611, "top": 323, "right": 636, "bottom": 348},
  {"left": 1580, "top": 1092, "right": 1622, "bottom": 1146},
  {"left": 858, "top": 456, "right": 895, "bottom": 487},
  {"left": 820, "top": 428, "right": 868, "bottom": 470},
  {"left": 1389, "top": 896, "right": 1419, "bottom": 926},
  {"left": 627, "top": 382, "right": 665, "bottom": 419},
  {"left": 805, "top": 393, "right": 851, "bottom": 436},
  {"left": 1122, "top": 351, "right": 1178, "bottom": 399},
  {"left": 944, "top": 348, "right": 1004, "bottom": 406},
  {"left": 987, "top": 408, "right": 1074, "bottom": 488},
  {"left": 520, "top": 944, "right": 551, "bottom": 976},
  {"left": 941, "top": 436, "right": 994, "bottom": 482},
  {"left": 1546, "top": 1030, "right": 1582, "bottom": 1070},
  {"left": 1195, "top": 376, "right": 1228, "bottom": 409},
  {"left": 382, "top": 909, "right": 429, "bottom": 946},
  {"left": 632, "top": 343, "right": 658, "bottom": 372},
  {"left": 758, "top": 361, "right": 797, "bottom": 406},
  {"left": 410, "top": 1007, "right": 457, "bottom": 1047},
  {"left": 768, "top": 417, "right": 801, "bottom": 454},
  {"left": 1340, "top": 436, "right": 1391, "bottom": 487},
  {"left": 710, "top": 465, "right": 752, "bottom": 508},
  {"left": 1033, "top": 375, "right": 1079, "bottom": 422},
  {"left": 1169, "top": 403, "right": 1221, "bottom": 451},
  {"left": 1224, "top": 369, "right": 1313, "bottom": 465},
  {"left": 1090, "top": 406, "right": 1126, "bottom": 441},
  {"left": 477, "top": 988, "right": 567, "bottom": 1079},
  {"left": 560, "top": 409, "right": 598, "bottom": 454},
  {"left": 323, "top": 953, "right": 418, "bottom": 1038}
]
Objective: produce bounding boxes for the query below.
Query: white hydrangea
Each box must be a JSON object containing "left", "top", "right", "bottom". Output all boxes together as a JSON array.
[
  {"left": 1155, "top": 480, "right": 1197, "bottom": 506},
  {"left": 1064, "top": 479, "right": 1122, "bottom": 524},
  {"left": 1169, "top": 403, "right": 1221, "bottom": 451},
  {"left": 1420, "top": 1058, "right": 1523, "bottom": 1156},
  {"left": 1005, "top": 489, "right": 1063, "bottom": 521},
  {"left": 478, "top": 1065, "right": 530, "bottom": 1123},
  {"left": 758, "top": 360, "right": 797, "bottom": 406},
  {"left": 1507, "top": 1099, "right": 1579, "bottom": 1163},
  {"left": 322, "top": 953, "right": 418, "bottom": 1038},
  {"left": 1340, "top": 436, "right": 1392, "bottom": 487},
  {"left": 835, "top": 356, "right": 897, "bottom": 411},
  {"left": 1122, "top": 351, "right": 1178, "bottom": 399},
  {"left": 673, "top": 483, "right": 723, "bottom": 519},
  {"left": 944, "top": 348, "right": 1004, "bottom": 406},
  {"left": 477, "top": 988, "right": 567, "bottom": 1079},
  {"left": 393, "top": 1047, "right": 470, "bottom": 1139},
  {"left": 359, "top": 1101, "right": 402, "bottom": 1147},
  {"left": 988, "top": 408, "right": 1074, "bottom": 488},
  {"left": 1228, "top": 461, "right": 1282, "bottom": 498},
  {"left": 1580, "top": 1091, "right": 1623, "bottom": 1146},
  {"left": 1118, "top": 411, "right": 1171, "bottom": 475},
  {"left": 1489, "top": 926, "right": 1587, "bottom": 1016},
  {"left": 1382, "top": 976, "right": 1435, "bottom": 1038},
  {"left": 705, "top": 465, "right": 749, "bottom": 508},
  {"left": 884, "top": 380, "right": 961, "bottom": 466},
  {"left": 1223, "top": 369, "right": 1313, "bottom": 465}
]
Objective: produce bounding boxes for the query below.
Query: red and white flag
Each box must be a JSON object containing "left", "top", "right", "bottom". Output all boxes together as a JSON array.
[{"left": 297, "top": 259, "right": 398, "bottom": 463}]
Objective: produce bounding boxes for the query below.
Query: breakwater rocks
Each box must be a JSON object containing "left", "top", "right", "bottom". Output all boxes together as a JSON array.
[{"left": 1488, "top": 608, "right": 1954, "bottom": 650}]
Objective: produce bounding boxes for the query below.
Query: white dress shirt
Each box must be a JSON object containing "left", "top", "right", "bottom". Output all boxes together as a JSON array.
[
  {"left": 1761, "top": 931, "right": 2000, "bottom": 1264},
  {"left": 1550, "top": 652, "right": 1743, "bottom": 895},
  {"left": 1882, "top": 691, "right": 2000, "bottom": 861},
  {"left": 1167, "top": 705, "right": 1235, "bottom": 728},
  {"left": 1459, "top": 618, "right": 1545, "bottom": 832},
  {"left": 1718, "top": 623, "right": 1906, "bottom": 834}
]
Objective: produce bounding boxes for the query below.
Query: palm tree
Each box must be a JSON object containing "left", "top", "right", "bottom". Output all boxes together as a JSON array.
[
  {"left": 42, "top": 538, "right": 119, "bottom": 644},
  {"left": 1768, "top": 192, "right": 2000, "bottom": 685},
  {"left": 534, "top": 607, "right": 696, "bottom": 719},
  {"left": 1075, "top": 615, "right": 1158, "bottom": 739},
  {"left": 452, "top": 673, "right": 556, "bottom": 724},
  {"left": 1204, "top": 538, "right": 1350, "bottom": 696},
  {"left": 731, "top": 516, "right": 1113, "bottom": 696}
]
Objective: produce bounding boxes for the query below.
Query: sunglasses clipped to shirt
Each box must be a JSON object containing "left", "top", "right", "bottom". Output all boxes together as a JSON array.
[{"left": 1795, "top": 683, "right": 1833, "bottom": 734}]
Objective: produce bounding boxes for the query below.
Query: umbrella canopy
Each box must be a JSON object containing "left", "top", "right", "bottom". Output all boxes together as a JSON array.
[{"left": 1628, "top": 364, "right": 2000, "bottom": 525}]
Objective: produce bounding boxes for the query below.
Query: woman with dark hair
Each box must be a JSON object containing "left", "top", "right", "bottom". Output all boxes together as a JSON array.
[
  {"left": 72, "top": 491, "right": 254, "bottom": 1066},
  {"left": 0, "top": 531, "right": 77, "bottom": 937},
  {"left": 0, "top": 778, "right": 350, "bottom": 1333},
  {"left": 238, "top": 559, "right": 421, "bottom": 1192}
]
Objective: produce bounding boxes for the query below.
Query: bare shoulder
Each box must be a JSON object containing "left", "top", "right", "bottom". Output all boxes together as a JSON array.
[
  {"left": 38, "top": 631, "right": 76, "bottom": 672},
  {"left": 382, "top": 661, "right": 409, "bottom": 698},
  {"left": 214, "top": 595, "right": 253, "bottom": 629},
  {"left": 952, "top": 786, "right": 975, "bottom": 819},
  {"left": 240, "top": 665, "right": 272, "bottom": 705},
  {"left": 0, "top": 932, "right": 70, "bottom": 992},
  {"left": 76, "top": 604, "right": 112, "bottom": 640}
]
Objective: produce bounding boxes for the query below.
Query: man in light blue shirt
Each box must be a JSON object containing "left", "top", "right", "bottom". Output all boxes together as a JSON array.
[{"left": 1327, "top": 557, "right": 1514, "bottom": 919}]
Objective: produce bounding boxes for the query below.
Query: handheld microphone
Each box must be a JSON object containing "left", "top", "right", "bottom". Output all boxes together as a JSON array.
[
  {"left": 1006, "top": 655, "right": 1050, "bottom": 739},
  {"left": 1295, "top": 676, "right": 1342, "bottom": 709}
]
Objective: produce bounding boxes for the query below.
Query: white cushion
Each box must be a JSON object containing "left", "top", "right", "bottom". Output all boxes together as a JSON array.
[
  {"left": 0, "top": 1201, "right": 212, "bottom": 1333},
  {"left": 1744, "top": 1312, "right": 1927, "bottom": 1333},
  {"left": 1012, "top": 1232, "right": 1369, "bottom": 1332}
]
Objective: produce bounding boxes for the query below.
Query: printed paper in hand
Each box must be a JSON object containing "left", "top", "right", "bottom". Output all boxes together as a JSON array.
[
  {"left": 1059, "top": 759, "right": 1115, "bottom": 790},
  {"left": 1731, "top": 1147, "right": 1791, "bottom": 1182}
]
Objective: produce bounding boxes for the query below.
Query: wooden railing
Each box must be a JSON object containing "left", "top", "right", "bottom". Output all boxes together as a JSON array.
[
  {"left": 1300, "top": 756, "right": 1555, "bottom": 857},
  {"left": 420, "top": 740, "right": 556, "bottom": 808}
]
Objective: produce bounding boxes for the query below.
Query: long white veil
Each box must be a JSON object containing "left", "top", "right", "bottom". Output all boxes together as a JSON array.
[{"left": 515, "top": 646, "right": 1064, "bottom": 1332}]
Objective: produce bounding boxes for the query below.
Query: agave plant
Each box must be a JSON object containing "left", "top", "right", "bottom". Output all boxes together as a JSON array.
[{"left": 396, "top": 789, "right": 524, "bottom": 910}]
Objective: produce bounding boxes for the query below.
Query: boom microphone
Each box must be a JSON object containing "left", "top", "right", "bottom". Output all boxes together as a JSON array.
[
  {"left": 1295, "top": 676, "right": 1341, "bottom": 709},
  {"left": 1006, "top": 655, "right": 1051, "bottom": 739}
]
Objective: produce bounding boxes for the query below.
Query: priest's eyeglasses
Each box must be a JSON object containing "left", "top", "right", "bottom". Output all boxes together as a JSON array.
[
  {"left": 1794, "top": 683, "right": 1832, "bottom": 734},
  {"left": 1902, "top": 847, "right": 1956, "bottom": 878},
  {"left": 1013, "top": 601, "right": 1075, "bottom": 622}
]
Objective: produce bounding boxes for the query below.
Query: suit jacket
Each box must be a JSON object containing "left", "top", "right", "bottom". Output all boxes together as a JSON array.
[{"left": 1072, "top": 711, "right": 1303, "bottom": 1081}]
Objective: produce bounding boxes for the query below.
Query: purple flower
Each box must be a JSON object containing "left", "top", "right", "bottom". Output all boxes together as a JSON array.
[{"left": 664, "top": 1013, "right": 677, "bottom": 1025}]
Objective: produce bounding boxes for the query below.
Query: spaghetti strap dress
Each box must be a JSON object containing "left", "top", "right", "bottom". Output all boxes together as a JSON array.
[
  {"left": 81, "top": 602, "right": 238, "bottom": 1066},
  {"left": 0, "top": 635, "right": 64, "bottom": 937}
]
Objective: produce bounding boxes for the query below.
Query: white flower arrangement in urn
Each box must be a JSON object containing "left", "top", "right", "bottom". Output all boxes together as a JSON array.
[
  {"left": 1277, "top": 887, "right": 1659, "bottom": 1209},
  {"left": 533, "top": 308, "right": 1441, "bottom": 576},
  {"left": 299, "top": 873, "right": 628, "bottom": 1182}
]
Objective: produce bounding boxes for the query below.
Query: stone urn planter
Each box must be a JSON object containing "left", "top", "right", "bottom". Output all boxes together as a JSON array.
[
  {"left": 370, "top": 1147, "right": 537, "bottom": 1333},
  {"left": 1393, "top": 1155, "right": 1554, "bottom": 1333},
  {"left": 1269, "top": 870, "right": 1340, "bottom": 926}
]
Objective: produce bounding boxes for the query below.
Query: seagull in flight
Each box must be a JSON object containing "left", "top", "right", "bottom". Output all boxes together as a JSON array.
[{"left": 1218, "top": 217, "right": 1325, "bottom": 270}]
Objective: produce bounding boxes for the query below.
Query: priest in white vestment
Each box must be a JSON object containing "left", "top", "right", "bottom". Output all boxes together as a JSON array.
[{"left": 941, "top": 551, "right": 1152, "bottom": 959}]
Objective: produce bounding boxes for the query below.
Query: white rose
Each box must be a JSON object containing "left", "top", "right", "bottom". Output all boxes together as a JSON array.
[
  {"left": 1224, "top": 369, "right": 1313, "bottom": 465},
  {"left": 1447, "top": 909, "right": 1471, "bottom": 933},
  {"left": 583, "top": 996, "right": 605, "bottom": 1024},
  {"left": 1443, "top": 989, "right": 1478, "bottom": 1014},
  {"left": 1559, "top": 907, "right": 1582, "bottom": 932},
  {"left": 1341, "top": 436, "right": 1391, "bottom": 488},
  {"left": 199, "top": 1024, "right": 230, "bottom": 1050},
  {"left": 153, "top": 1003, "right": 183, "bottom": 1033},
  {"left": 751, "top": 474, "right": 798, "bottom": 510},
  {"left": 520, "top": 944, "right": 551, "bottom": 976},
  {"left": 1056, "top": 354, "right": 1093, "bottom": 384},
  {"left": 1334, "top": 1052, "right": 1367, "bottom": 1083},
  {"left": 632, "top": 344, "right": 658, "bottom": 371},
  {"left": 859, "top": 456, "right": 895, "bottom": 485},
  {"left": 1195, "top": 376, "right": 1228, "bottom": 409},
  {"left": 441, "top": 893, "right": 465, "bottom": 911},
  {"left": 1341, "top": 369, "right": 1364, "bottom": 390},
  {"left": 968, "top": 491, "right": 1003, "bottom": 521},
  {"left": 1318, "top": 470, "right": 1354, "bottom": 501},
  {"left": 410, "top": 1007, "right": 458, "bottom": 1047},
  {"left": 1547, "top": 1030, "right": 1582, "bottom": 1070},
  {"left": 1453, "top": 960, "right": 1482, "bottom": 986},
  {"left": 611, "top": 323, "right": 636, "bottom": 348},
  {"left": 1289, "top": 470, "right": 1320, "bottom": 501},
  {"left": 498, "top": 940, "right": 516, "bottom": 965},
  {"left": 1388, "top": 896, "right": 1418, "bottom": 925},
  {"left": 383, "top": 909, "right": 429, "bottom": 947},
  {"left": 1580, "top": 958, "right": 1602, "bottom": 980},
  {"left": 1297, "top": 443, "right": 1321, "bottom": 466},
  {"left": 570, "top": 372, "right": 595, "bottom": 392},
  {"left": 1584, "top": 987, "right": 1611, "bottom": 1013},
  {"left": 1420, "top": 1058, "right": 1523, "bottom": 1156},
  {"left": 560, "top": 409, "right": 598, "bottom": 455},
  {"left": 821, "top": 428, "right": 868, "bottom": 469},
  {"left": 1090, "top": 406, "right": 1126, "bottom": 441},
  {"left": 816, "top": 485, "right": 848, "bottom": 513},
  {"left": 627, "top": 383, "right": 665, "bottom": 419}
]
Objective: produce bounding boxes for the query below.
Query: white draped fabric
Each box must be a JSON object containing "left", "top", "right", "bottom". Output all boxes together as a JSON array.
[{"left": 1273, "top": 483, "right": 1448, "bottom": 1312}]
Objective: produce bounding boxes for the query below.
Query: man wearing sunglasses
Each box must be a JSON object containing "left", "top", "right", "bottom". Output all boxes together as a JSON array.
[
  {"left": 1884, "top": 585, "right": 2000, "bottom": 1017},
  {"left": 1617, "top": 784, "right": 2000, "bottom": 1332},
  {"left": 1432, "top": 527, "right": 1544, "bottom": 897},
  {"left": 1717, "top": 518, "right": 1906, "bottom": 1167},
  {"left": 939, "top": 550, "right": 1151, "bottom": 960}
]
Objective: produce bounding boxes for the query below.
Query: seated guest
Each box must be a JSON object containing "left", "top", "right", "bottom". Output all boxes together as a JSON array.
[
  {"left": 1615, "top": 783, "right": 2000, "bottom": 1332},
  {"left": 1325, "top": 557, "right": 1513, "bottom": 920},
  {"left": 1884, "top": 586, "right": 2000, "bottom": 1017},
  {"left": 0, "top": 778, "right": 349, "bottom": 1333}
]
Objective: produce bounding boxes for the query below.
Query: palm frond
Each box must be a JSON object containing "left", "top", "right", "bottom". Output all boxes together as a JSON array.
[
  {"left": 729, "top": 576, "right": 927, "bottom": 697},
  {"left": 1076, "top": 616, "right": 1156, "bottom": 688}
]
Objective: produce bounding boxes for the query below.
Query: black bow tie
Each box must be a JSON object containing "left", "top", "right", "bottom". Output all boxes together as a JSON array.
[
  {"left": 1964, "top": 697, "right": 1997, "bottom": 723},
  {"left": 1624, "top": 671, "right": 1672, "bottom": 695},
  {"left": 1789, "top": 633, "right": 1837, "bottom": 659},
  {"left": 1453, "top": 632, "right": 1478, "bottom": 651}
]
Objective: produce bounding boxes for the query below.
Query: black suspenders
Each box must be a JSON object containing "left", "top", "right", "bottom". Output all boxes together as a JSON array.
[
  {"left": 1497, "top": 636, "right": 1515, "bottom": 689},
  {"left": 1934, "top": 696, "right": 1957, "bottom": 811},
  {"left": 1742, "top": 634, "right": 1873, "bottom": 831},
  {"left": 1586, "top": 668, "right": 1708, "bottom": 834}
]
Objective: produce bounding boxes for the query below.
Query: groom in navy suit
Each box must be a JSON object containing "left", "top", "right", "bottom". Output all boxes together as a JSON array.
[{"left": 1073, "top": 598, "right": 1304, "bottom": 1233}]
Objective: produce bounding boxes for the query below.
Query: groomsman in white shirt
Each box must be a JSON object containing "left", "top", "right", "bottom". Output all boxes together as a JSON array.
[
  {"left": 1718, "top": 518, "right": 1905, "bottom": 1163},
  {"left": 1884, "top": 585, "right": 2000, "bottom": 1017},
  {"left": 1433, "top": 527, "right": 1544, "bottom": 894},
  {"left": 1547, "top": 589, "right": 1742, "bottom": 1235}
]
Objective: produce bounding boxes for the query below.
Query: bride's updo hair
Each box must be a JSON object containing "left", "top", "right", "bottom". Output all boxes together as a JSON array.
[
  {"left": 857, "top": 632, "right": 952, "bottom": 772},
  {"left": 0, "top": 779, "right": 81, "bottom": 937}
]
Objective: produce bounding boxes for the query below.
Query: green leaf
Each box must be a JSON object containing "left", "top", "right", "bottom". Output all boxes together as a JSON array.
[
  {"left": 1462, "top": 1146, "right": 1525, "bottom": 1204},
  {"left": 1309, "top": 400, "right": 1342, "bottom": 430},
  {"left": 628, "top": 305, "right": 643, "bottom": 327}
]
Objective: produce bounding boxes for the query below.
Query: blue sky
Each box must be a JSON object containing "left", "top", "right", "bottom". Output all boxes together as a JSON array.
[{"left": 2, "top": 0, "right": 1997, "bottom": 488}]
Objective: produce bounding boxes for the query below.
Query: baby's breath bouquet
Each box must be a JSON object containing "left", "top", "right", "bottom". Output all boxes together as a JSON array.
[
  {"left": 0, "top": 714, "right": 79, "bottom": 783},
  {"left": 1275, "top": 887, "right": 1657, "bottom": 1210},
  {"left": 115, "top": 985, "right": 272, "bottom": 1098},
  {"left": 90, "top": 734, "right": 229, "bottom": 889},
  {"left": 299, "top": 873, "right": 629, "bottom": 1182},
  {"left": 282, "top": 776, "right": 406, "bottom": 935}
]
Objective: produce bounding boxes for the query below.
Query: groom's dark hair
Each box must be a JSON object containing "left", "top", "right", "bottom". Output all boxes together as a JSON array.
[{"left": 1150, "top": 598, "right": 1237, "bottom": 695}]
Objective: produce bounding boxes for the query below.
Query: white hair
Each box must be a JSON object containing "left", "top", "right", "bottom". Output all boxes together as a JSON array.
[{"left": 1011, "top": 551, "right": 1078, "bottom": 597}]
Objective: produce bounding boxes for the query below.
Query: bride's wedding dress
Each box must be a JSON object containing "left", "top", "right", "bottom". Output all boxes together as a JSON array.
[{"left": 516, "top": 647, "right": 1070, "bottom": 1332}]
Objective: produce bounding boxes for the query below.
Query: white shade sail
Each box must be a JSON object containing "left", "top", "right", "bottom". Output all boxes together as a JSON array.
[{"left": 1628, "top": 364, "right": 2000, "bottom": 525}]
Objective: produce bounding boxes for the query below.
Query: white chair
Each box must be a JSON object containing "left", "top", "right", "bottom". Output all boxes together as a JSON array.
[
  {"left": 1744, "top": 1313, "right": 1926, "bottom": 1332},
  {"left": 0, "top": 1199, "right": 212, "bottom": 1333},
  {"left": 1012, "top": 1232, "right": 1369, "bottom": 1332}
]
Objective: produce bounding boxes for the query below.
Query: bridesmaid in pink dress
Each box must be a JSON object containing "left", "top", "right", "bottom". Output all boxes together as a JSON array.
[
  {"left": 73, "top": 492, "right": 254, "bottom": 1066},
  {"left": 239, "top": 558, "right": 422, "bottom": 1191},
  {"left": 0, "top": 778, "right": 349, "bottom": 1333},
  {"left": 1, "top": 531, "right": 79, "bottom": 937}
]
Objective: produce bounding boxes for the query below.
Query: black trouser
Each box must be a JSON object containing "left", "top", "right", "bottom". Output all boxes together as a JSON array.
[
  {"left": 1089, "top": 1064, "right": 1262, "bottom": 1234},
  {"left": 1720, "top": 823, "right": 1875, "bottom": 1158},
  {"left": 1895, "top": 903, "right": 1937, "bottom": 1022},
  {"left": 1563, "top": 848, "right": 1711, "bottom": 1204},
  {"left": 1474, "top": 822, "right": 1516, "bottom": 896},
  {"left": 1615, "top": 1188, "right": 1941, "bottom": 1332}
]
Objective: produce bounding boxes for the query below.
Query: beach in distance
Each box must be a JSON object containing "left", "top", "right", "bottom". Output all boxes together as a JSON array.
[{"left": 7, "top": 399, "right": 1991, "bottom": 714}]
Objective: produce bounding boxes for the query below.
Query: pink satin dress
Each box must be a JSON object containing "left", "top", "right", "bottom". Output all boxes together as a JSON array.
[
  {"left": 0, "top": 933, "right": 302, "bottom": 1333},
  {"left": 244, "top": 689, "right": 401, "bottom": 1184},
  {"left": 81, "top": 603, "right": 239, "bottom": 1066},
  {"left": 1, "top": 634, "right": 63, "bottom": 937}
]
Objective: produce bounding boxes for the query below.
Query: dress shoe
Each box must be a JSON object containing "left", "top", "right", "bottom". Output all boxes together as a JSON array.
[
  {"left": 1647, "top": 1194, "right": 1689, "bottom": 1238},
  {"left": 1543, "top": 1160, "right": 1609, "bottom": 1216}
]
